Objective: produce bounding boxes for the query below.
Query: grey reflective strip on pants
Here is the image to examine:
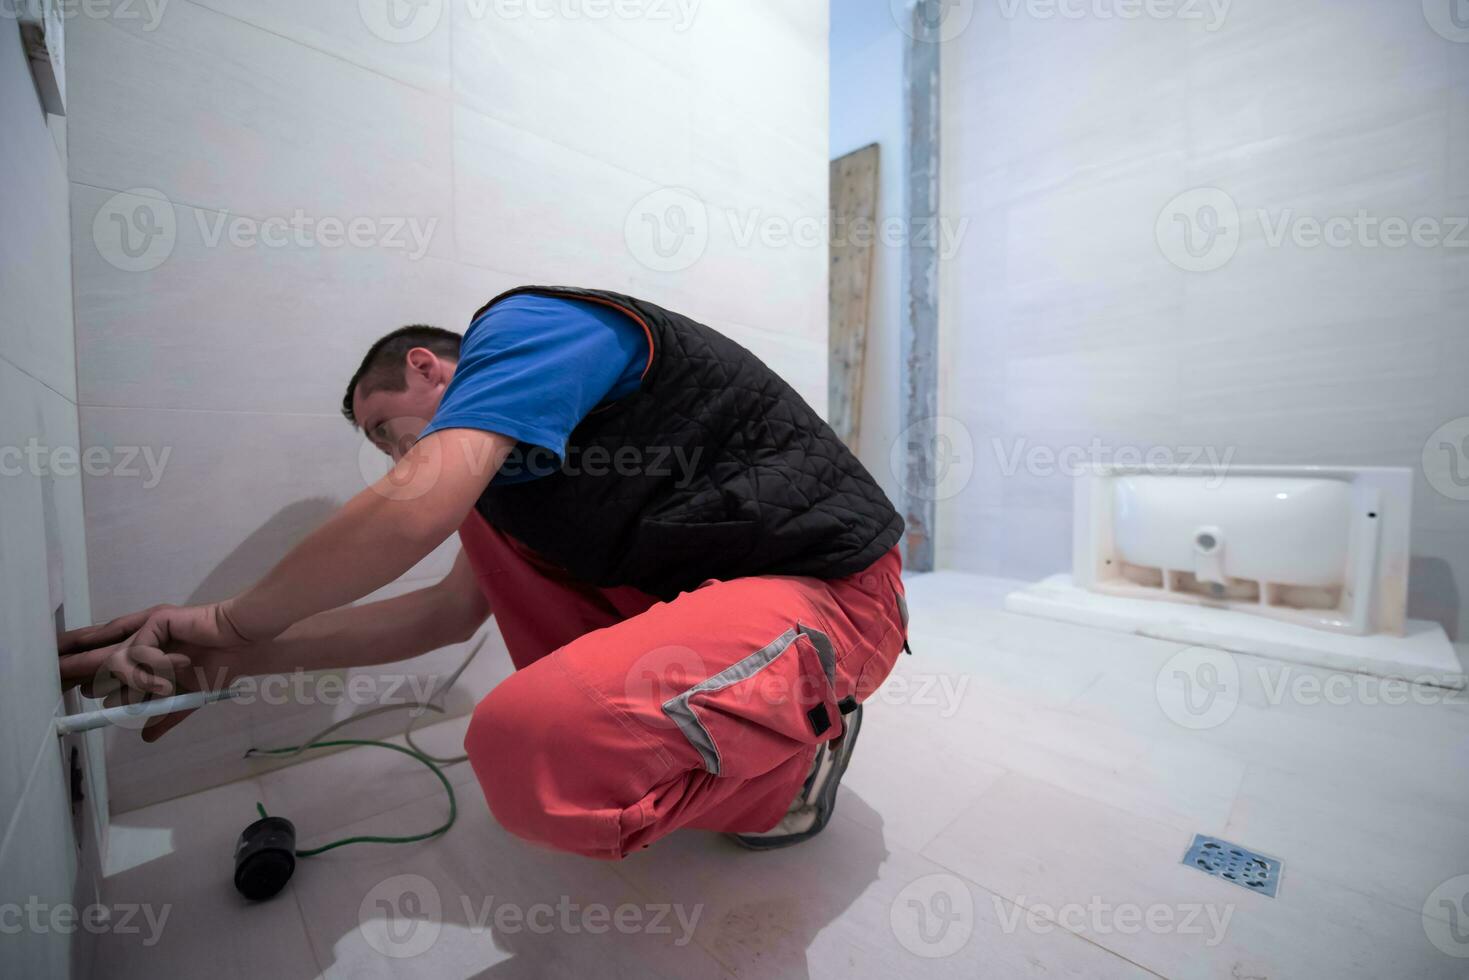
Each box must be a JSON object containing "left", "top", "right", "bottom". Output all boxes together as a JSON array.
[{"left": 661, "top": 622, "right": 838, "bottom": 776}]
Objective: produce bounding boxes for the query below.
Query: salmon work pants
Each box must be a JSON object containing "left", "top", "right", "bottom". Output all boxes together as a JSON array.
[{"left": 456, "top": 512, "right": 909, "bottom": 859}]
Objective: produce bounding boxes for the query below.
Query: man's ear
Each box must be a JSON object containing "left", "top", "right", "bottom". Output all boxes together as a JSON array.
[{"left": 405, "top": 346, "right": 444, "bottom": 385}]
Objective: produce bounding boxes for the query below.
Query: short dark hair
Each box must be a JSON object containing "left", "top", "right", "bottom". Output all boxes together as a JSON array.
[{"left": 341, "top": 325, "right": 462, "bottom": 425}]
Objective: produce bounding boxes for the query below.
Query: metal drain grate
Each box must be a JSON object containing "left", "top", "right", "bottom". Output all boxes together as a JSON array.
[{"left": 1182, "top": 834, "right": 1282, "bottom": 898}]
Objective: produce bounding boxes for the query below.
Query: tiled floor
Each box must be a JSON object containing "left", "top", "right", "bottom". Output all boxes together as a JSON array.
[{"left": 93, "top": 572, "right": 1469, "bottom": 979}]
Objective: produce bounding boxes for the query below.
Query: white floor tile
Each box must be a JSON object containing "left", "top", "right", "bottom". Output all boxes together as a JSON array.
[
  {"left": 94, "top": 778, "right": 318, "bottom": 980},
  {"left": 92, "top": 572, "right": 1469, "bottom": 979}
]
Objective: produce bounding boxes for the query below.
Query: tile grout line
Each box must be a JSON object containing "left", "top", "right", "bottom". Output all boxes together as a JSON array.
[{"left": 829, "top": 809, "right": 1170, "bottom": 978}]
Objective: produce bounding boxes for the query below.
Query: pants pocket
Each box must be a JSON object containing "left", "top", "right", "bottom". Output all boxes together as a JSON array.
[{"left": 661, "top": 624, "right": 840, "bottom": 780}]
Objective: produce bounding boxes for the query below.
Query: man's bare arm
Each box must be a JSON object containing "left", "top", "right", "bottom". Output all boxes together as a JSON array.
[
  {"left": 225, "top": 427, "right": 512, "bottom": 641},
  {"left": 128, "top": 549, "right": 491, "bottom": 741},
  {"left": 101, "top": 428, "right": 511, "bottom": 698}
]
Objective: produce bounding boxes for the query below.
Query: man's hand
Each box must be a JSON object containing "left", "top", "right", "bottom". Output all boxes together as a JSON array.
[
  {"left": 104, "top": 602, "right": 251, "bottom": 698},
  {"left": 58, "top": 605, "right": 176, "bottom": 697}
]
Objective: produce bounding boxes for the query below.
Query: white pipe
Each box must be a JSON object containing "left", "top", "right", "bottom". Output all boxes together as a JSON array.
[{"left": 54, "top": 688, "right": 242, "bottom": 735}]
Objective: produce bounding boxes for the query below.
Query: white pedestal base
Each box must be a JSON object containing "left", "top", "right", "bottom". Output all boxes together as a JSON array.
[{"left": 1005, "top": 574, "right": 1465, "bottom": 690}]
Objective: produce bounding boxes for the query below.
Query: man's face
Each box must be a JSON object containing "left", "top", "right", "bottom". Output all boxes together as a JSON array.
[{"left": 353, "top": 349, "right": 457, "bottom": 462}]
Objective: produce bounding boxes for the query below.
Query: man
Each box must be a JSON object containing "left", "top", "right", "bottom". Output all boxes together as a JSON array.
[{"left": 60, "top": 286, "right": 908, "bottom": 857}]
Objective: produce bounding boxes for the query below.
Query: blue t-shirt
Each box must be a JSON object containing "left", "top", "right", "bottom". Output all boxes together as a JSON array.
[{"left": 420, "top": 294, "right": 648, "bottom": 484}]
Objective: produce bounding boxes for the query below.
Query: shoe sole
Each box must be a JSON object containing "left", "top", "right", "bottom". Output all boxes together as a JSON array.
[{"left": 729, "top": 704, "right": 863, "bottom": 851}]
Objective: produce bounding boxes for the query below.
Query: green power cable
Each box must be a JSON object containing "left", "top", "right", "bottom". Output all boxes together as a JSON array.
[{"left": 251, "top": 738, "right": 457, "bottom": 857}]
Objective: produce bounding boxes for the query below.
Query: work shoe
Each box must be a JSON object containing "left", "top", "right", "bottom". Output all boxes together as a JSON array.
[{"left": 729, "top": 704, "right": 863, "bottom": 850}]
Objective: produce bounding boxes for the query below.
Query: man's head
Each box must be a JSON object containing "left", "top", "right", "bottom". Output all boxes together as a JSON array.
[{"left": 343, "top": 325, "right": 462, "bottom": 460}]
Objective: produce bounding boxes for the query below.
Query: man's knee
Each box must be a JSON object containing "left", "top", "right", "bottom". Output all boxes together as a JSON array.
[{"left": 463, "top": 661, "right": 660, "bottom": 859}]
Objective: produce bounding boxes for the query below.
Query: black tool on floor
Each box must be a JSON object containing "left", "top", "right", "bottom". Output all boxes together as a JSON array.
[{"left": 233, "top": 815, "right": 297, "bottom": 901}]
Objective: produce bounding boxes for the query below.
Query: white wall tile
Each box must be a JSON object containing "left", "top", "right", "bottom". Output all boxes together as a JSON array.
[
  {"left": 70, "top": 0, "right": 830, "bottom": 814},
  {"left": 0, "top": 24, "right": 75, "bottom": 399},
  {"left": 936, "top": 0, "right": 1469, "bottom": 638},
  {"left": 451, "top": 6, "right": 696, "bottom": 188},
  {"left": 191, "top": 0, "right": 454, "bottom": 95},
  {"left": 66, "top": 2, "right": 455, "bottom": 253},
  {"left": 71, "top": 183, "right": 512, "bottom": 414},
  {"left": 0, "top": 359, "right": 69, "bottom": 834},
  {"left": 0, "top": 735, "right": 79, "bottom": 979}
]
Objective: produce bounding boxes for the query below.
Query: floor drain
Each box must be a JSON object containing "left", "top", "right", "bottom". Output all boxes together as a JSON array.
[{"left": 1182, "top": 834, "right": 1282, "bottom": 898}]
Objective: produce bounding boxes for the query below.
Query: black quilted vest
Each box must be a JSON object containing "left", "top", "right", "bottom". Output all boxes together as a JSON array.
[{"left": 472, "top": 286, "right": 904, "bottom": 600}]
